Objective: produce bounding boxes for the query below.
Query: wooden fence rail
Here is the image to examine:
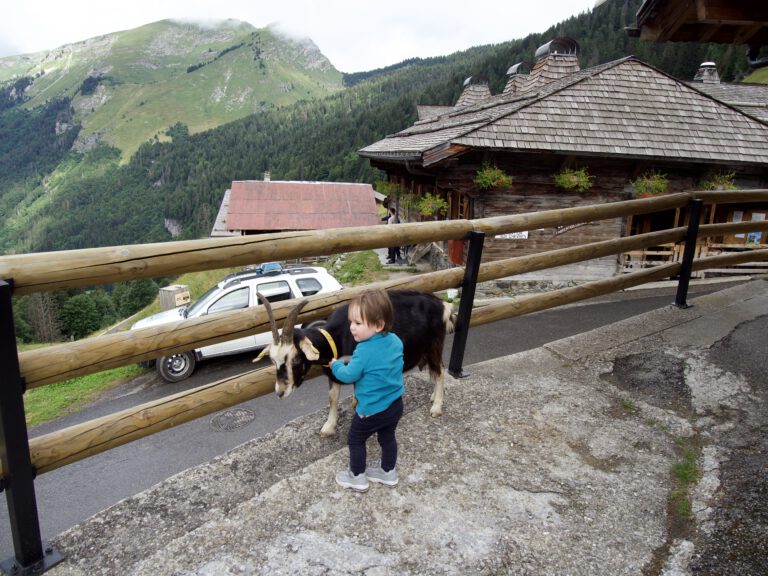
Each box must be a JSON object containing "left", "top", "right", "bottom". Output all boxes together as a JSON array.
[
  {"left": 17, "top": 226, "right": 687, "bottom": 388},
  {"left": 5, "top": 190, "right": 767, "bottom": 295},
  {"left": 1, "top": 194, "right": 693, "bottom": 294},
  {"left": 5, "top": 247, "right": 768, "bottom": 479},
  {"left": 17, "top": 219, "right": 768, "bottom": 390}
]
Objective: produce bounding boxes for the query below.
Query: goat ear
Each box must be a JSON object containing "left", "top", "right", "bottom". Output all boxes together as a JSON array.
[
  {"left": 299, "top": 337, "right": 320, "bottom": 360},
  {"left": 254, "top": 345, "right": 271, "bottom": 362}
]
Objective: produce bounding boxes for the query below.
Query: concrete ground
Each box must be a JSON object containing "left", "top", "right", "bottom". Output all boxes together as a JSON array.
[{"left": 42, "top": 278, "right": 768, "bottom": 575}]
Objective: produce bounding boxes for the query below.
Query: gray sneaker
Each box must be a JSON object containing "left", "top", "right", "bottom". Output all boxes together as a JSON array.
[
  {"left": 366, "top": 463, "right": 398, "bottom": 487},
  {"left": 335, "top": 470, "right": 369, "bottom": 492}
]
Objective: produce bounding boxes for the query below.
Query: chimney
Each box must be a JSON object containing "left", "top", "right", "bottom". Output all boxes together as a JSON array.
[
  {"left": 455, "top": 76, "right": 491, "bottom": 108},
  {"left": 693, "top": 62, "right": 720, "bottom": 84},
  {"left": 502, "top": 62, "right": 531, "bottom": 96},
  {"left": 524, "top": 37, "right": 580, "bottom": 92},
  {"left": 264, "top": 171, "right": 271, "bottom": 181}
]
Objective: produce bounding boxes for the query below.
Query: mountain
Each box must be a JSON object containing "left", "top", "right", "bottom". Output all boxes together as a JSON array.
[
  {"left": 0, "top": 0, "right": 761, "bottom": 255},
  {"left": 0, "top": 19, "right": 342, "bottom": 158}
]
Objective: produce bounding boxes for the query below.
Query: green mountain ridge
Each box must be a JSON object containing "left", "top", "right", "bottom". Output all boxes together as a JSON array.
[{"left": 0, "top": 19, "right": 342, "bottom": 158}]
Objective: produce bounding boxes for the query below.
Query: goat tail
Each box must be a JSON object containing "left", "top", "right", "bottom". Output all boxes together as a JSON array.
[{"left": 443, "top": 301, "right": 458, "bottom": 334}]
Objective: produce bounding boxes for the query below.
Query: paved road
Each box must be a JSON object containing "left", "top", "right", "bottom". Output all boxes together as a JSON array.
[{"left": 0, "top": 281, "right": 742, "bottom": 559}]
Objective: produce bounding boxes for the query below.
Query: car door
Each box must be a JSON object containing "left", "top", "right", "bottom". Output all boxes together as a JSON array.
[
  {"left": 196, "top": 285, "right": 256, "bottom": 358},
  {"left": 200, "top": 279, "right": 298, "bottom": 358}
]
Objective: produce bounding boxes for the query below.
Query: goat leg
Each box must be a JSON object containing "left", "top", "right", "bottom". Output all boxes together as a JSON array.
[
  {"left": 429, "top": 368, "right": 445, "bottom": 418},
  {"left": 320, "top": 379, "right": 341, "bottom": 437}
]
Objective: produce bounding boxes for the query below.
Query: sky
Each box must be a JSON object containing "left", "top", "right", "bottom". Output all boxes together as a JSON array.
[{"left": 1, "top": 1, "right": 602, "bottom": 72}]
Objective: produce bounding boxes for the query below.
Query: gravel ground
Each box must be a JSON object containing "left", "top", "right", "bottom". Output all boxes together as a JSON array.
[
  {"left": 688, "top": 316, "right": 768, "bottom": 575},
  {"left": 605, "top": 315, "right": 768, "bottom": 576}
]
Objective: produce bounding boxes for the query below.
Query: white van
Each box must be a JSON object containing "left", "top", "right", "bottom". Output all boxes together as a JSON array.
[{"left": 131, "top": 264, "right": 342, "bottom": 382}]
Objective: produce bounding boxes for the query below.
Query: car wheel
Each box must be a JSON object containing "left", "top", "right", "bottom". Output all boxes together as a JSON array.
[{"left": 156, "top": 352, "right": 196, "bottom": 382}]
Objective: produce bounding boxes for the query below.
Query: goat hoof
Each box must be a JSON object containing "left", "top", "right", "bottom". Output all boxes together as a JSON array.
[{"left": 430, "top": 407, "right": 443, "bottom": 418}]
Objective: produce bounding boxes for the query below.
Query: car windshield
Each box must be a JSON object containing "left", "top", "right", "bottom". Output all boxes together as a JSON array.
[{"left": 185, "top": 284, "right": 221, "bottom": 317}]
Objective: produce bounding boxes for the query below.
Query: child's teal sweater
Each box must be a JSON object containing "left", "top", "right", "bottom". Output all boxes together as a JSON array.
[{"left": 331, "top": 332, "right": 404, "bottom": 416}]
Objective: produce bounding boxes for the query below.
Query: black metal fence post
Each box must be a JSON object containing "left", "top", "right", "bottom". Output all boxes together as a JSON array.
[
  {"left": 675, "top": 199, "right": 703, "bottom": 309},
  {"left": 0, "top": 280, "right": 63, "bottom": 575},
  {"left": 448, "top": 231, "right": 485, "bottom": 378}
]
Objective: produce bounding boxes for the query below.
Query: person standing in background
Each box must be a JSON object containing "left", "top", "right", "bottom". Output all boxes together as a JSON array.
[{"left": 386, "top": 207, "right": 401, "bottom": 264}]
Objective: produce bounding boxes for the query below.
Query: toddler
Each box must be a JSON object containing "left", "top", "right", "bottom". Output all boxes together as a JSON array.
[{"left": 330, "top": 289, "right": 404, "bottom": 492}]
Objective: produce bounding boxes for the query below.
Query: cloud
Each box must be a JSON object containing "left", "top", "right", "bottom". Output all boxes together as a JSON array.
[{"left": 0, "top": 39, "right": 20, "bottom": 59}]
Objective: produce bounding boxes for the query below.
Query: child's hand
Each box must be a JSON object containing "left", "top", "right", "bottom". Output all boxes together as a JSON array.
[{"left": 329, "top": 356, "right": 351, "bottom": 368}]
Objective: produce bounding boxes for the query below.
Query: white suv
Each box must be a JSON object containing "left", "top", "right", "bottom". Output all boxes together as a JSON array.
[{"left": 131, "top": 263, "right": 342, "bottom": 382}]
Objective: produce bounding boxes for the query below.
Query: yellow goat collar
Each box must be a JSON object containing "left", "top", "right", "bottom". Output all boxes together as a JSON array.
[{"left": 318, "top": 328, "right": 338, "bottom": 360}]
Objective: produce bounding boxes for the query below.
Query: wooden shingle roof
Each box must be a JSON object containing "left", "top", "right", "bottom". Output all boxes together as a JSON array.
[
  {"left": 688, "top": 82, "right": 768, "bottom": 122},
  {"left": 455, "top": 82, "right": 492, "bottom": 108},
  {"left": 359, "top": 57, "right": 768, "bottom": 168}
]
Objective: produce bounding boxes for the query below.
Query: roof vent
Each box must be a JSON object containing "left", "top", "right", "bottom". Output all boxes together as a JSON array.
[
  {"left": 506, "top": 62, "right": 531, "bottom": 76},
  {"left": 455, "top": 77, "right": 491, "bottom": 108},
  {"left": 534, "top": 37, "right": 579, "bottom": 61},
  {"left": 503, "top": 62, "right": 531, "bottom": 96},
  {"left": 525, "top": 37, "right": 580, "bottom": 92},
  {"left": 693, "top": 61, "right": 720, "bottom": 84}
]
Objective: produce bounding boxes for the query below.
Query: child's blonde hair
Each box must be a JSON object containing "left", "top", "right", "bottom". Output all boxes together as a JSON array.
[{"left": 350, "top": 289, "right": 394, "bottom": 333}]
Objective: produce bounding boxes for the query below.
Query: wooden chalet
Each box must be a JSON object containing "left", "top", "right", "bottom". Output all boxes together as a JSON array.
[
  {"left": 211, "top": 180, "right": 380, "bottom": 236},
  {"left": 359, "top": 38, "right": 768, "bottom": 282},
  {"left": 627, "top": 0, "right": 768, "bottom": 50}
]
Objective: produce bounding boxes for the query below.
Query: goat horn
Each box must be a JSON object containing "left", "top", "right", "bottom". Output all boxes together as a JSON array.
[
  {"left": 257, "top": 293, "right": 280, "bottom": 345},
  {"left": 281, "top": 299, "right": 309, "bottom": 344}
]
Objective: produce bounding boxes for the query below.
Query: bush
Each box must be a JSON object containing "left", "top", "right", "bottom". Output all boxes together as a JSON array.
[
  {"left": 328, "top": 251, "right": 384, "bottom": 285},
  {"left": 416, "top": 192, "right": 449, "bottom": 218},
  {"left": 632, "top": 170, "right": 669, "bottom": 197},
  {"left": 474, "top": 163, "right": 513, "bottom": 190},
  {"left": 113, "top": 279, "right": 158, "bottom": 318},
  {"left": 12, "top": 297, "right": 35, "bottom": 343},
  {"left": 698, "top": 169, "right": 736, "bottom": 191},
  {"left": 554, "top": 167, "right": 594, "bottom": 193},
  {"left": 60, "top": 293, "right": 102, "bottom": 339}
]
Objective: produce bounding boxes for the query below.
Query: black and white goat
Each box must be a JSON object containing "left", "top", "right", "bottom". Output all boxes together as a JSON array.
[{"left": 255, "top": 290, "right": 456, "bottom": 436}]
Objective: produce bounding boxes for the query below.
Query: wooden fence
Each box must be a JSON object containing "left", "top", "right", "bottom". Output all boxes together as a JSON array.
[{"left": 2, "top": 190, "right": 768, "bottom": 572}]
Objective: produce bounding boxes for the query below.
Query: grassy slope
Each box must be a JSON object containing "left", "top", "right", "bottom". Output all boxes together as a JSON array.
[
  {"left": 1, "top": 20, "right": 343, "bottom": 159},
  {"left": 743, "top": 67, "right": 768, "bottom": 83},
  {"left": 0, "top": 20, "right": 345, "bottom": 252},
  {"left": 24, "top": 365, "right": 147, "bottom": 427},
  {"left": 0, "top": 148, "right": 120, "bottom": 253}
]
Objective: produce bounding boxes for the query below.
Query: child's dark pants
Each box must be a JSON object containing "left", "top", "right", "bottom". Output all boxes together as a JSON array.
[{"left": 348, "top": 396, "right": 403, "bottom": 475}]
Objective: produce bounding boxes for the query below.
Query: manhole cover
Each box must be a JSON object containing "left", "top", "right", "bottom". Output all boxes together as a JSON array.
[{"left": 210, "top": 408, "right": 256, "bottom": 432}]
